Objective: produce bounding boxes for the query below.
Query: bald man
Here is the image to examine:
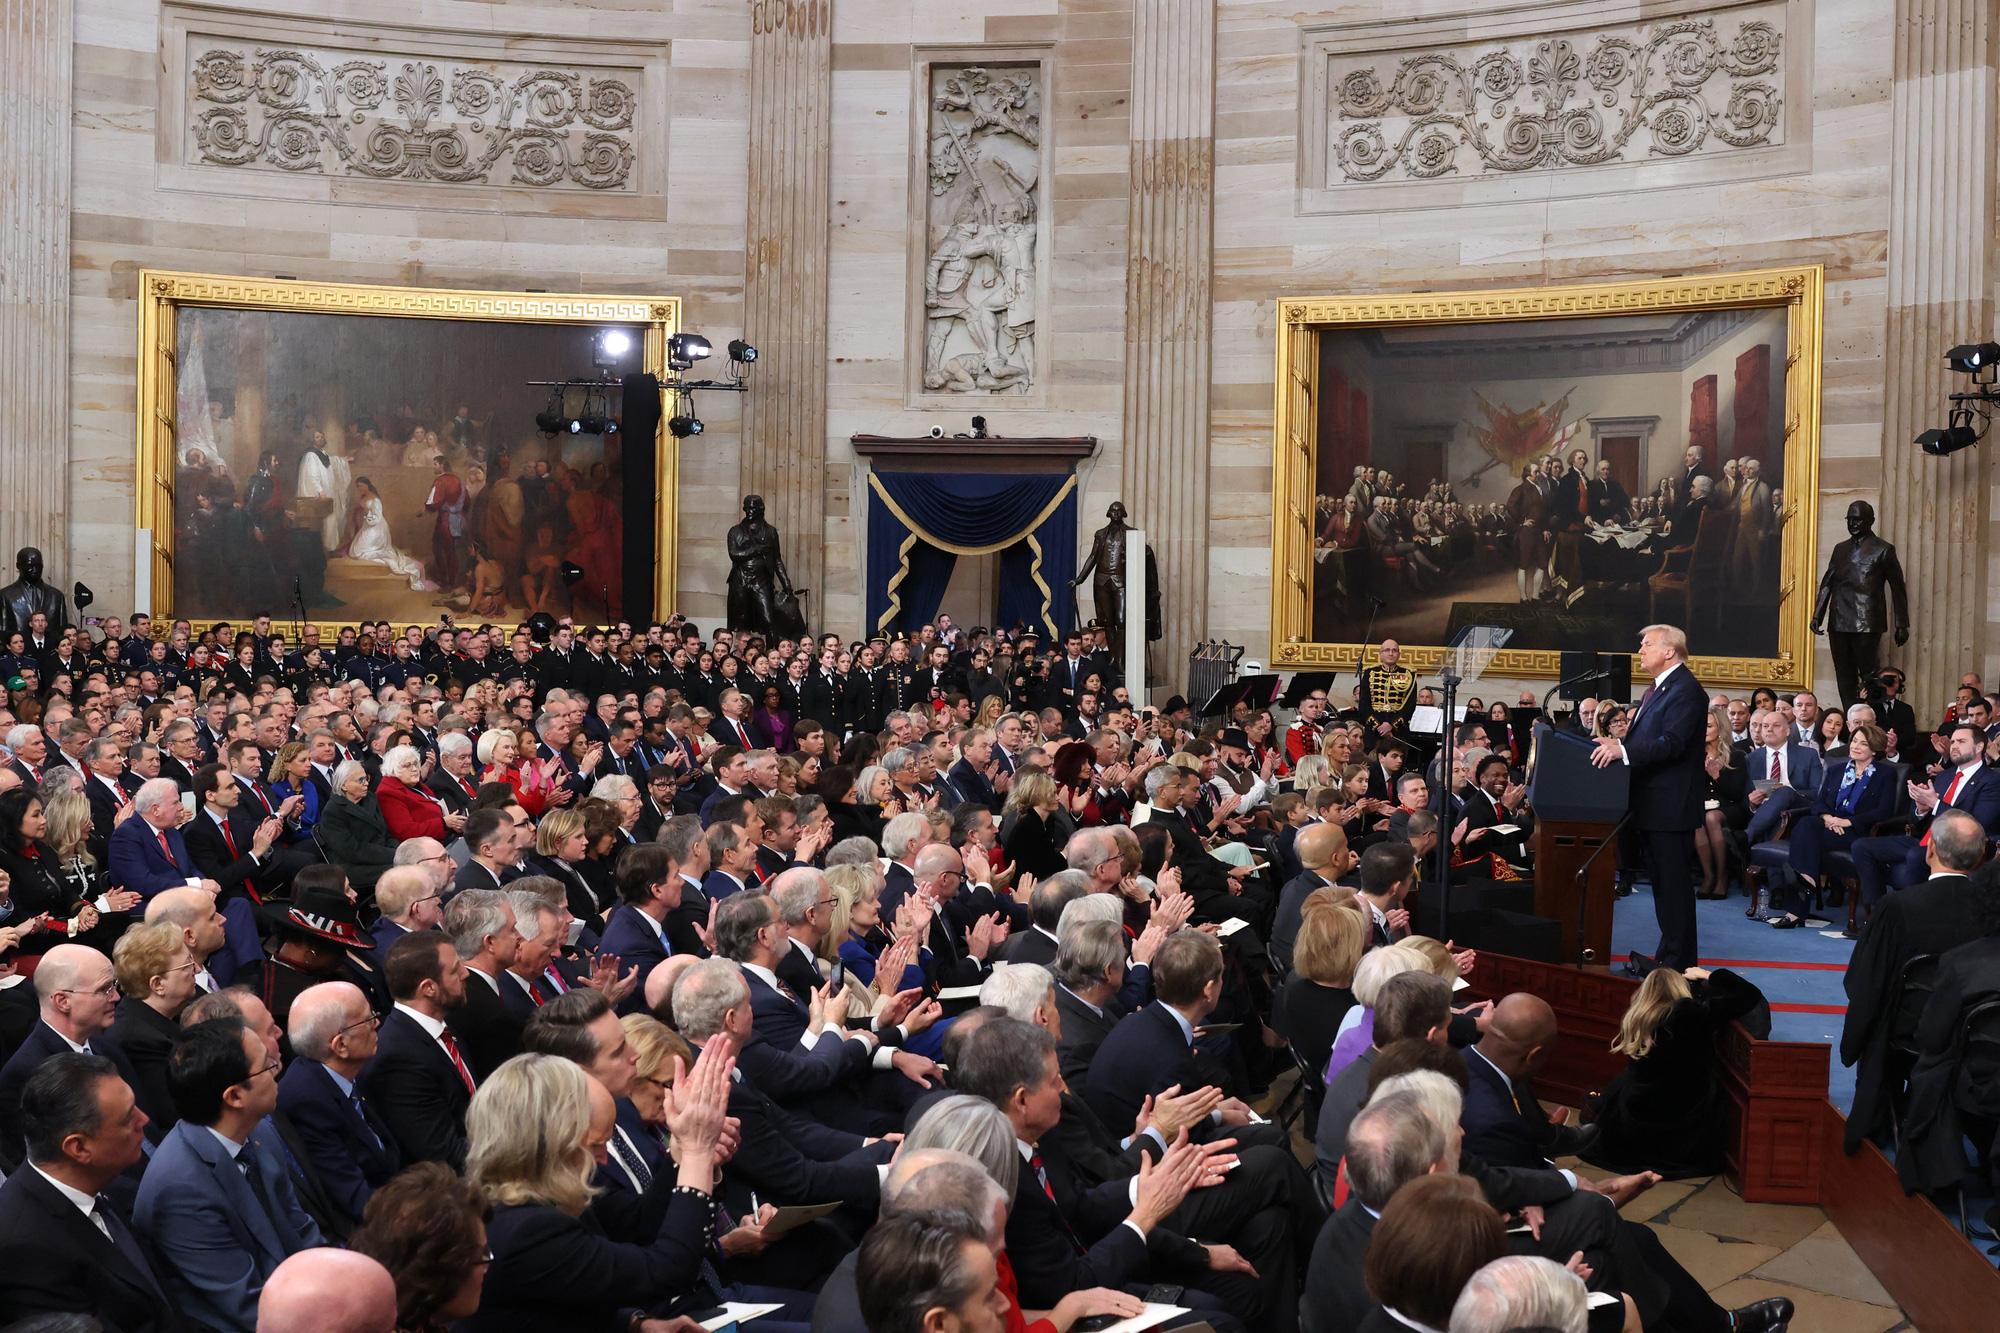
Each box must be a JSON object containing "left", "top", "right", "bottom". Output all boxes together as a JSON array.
[
  {"left": 256, "top": 1247, "right": 396, "bottom": 1333},
  {"left": 643, "top": 954, "right": 700, "bottom": 1018},
  {"left": 1270, "top": 823, "right": 1352, "bottom": 975},
  {"left": 1459, "top": 994, "right": 1591, "bottom": 1170}
]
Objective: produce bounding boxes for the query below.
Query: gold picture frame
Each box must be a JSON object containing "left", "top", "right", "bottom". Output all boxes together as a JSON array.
[
  {"left": 1269, "top": 265, "right": 1824, "bottom": 686},
  {"left": 134, "top": 270, "right": 680, "bottom": 630}
]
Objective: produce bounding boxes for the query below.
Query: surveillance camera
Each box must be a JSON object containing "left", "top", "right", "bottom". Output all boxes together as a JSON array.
[{"left": 929, "top": 425, "right": 944, "bottom": 440}]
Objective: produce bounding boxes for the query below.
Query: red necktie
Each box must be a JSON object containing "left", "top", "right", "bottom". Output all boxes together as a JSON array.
[
  {"left": 439, "top": 1029, "right": 477, "bottom": 1094},
  {"left": 735, "top": 721, "right": 749, "bottom": 746},
  {"left": 461, "top": 776, "right": 476, "bottom": 798},
  {"left": 220, "top": 820, "right": 238, "bottom": 859},
  {"left": 1029, "top": 1153, "right": 1086, "bottom": 1254},
  {"left": 543, "top": 966, "right": 569, "bottom": 995},
  {"left": 156, "top": 831, "right": 177, "bottom": 868},
  {"left": 1922, "top": 771, "right": 1966, "bottom": 847},
  {"left": 526, "top": 979, "right": 545, "bottom": 1005}
]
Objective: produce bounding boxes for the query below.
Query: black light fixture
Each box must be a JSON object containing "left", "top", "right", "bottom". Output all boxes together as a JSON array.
[
  {"left": 535, "top": 386, "right": 566, "bottom": 436},
  {"left": 1947, "top": 343, "right": 2000, "bottom": 373},
  {"left": 667, "top": 334, "right": 712, "bottom": 370},
  {"left": 525, "top": 611, "right": 557, "bottom": 642},
  {"left": 578, "top": 410, "right": 608, "bottom": 435},
  {"left": 559, "top": 561, "right": 587, "bottom": 587},
  {"left": 1919, "top": 408, "right": 1982, "bottom": 456},
  {"left": 728, "top": 339, "right": 758, "bottom": 364},
  {"left": 669, "top": 414, "right": 704, "bottom": 438},
  {"left": 73, "top": 582, "right": 94, "bottom": 611}
]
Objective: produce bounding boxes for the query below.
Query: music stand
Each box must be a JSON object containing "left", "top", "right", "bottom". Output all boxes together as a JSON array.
[{"left": 1428, "top": 625, "right": 1512, "bottom": 942}]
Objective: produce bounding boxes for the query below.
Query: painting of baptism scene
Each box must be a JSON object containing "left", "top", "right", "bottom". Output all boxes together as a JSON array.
[
  {"left": 171, "top": 306, "right": 638, "bottom": 623},
  {"left": 1309, "top": 306, "right": 1792, "bottom": 657}
]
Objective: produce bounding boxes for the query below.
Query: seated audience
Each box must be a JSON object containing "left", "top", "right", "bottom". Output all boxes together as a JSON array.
[
  {"left": 1361, "top": 1173, "right": 1507, "bottom": 1333},
  {"left": 279, "top": 980, "right": 402, "bottom": 1226},
  {"left": 0, "top": 942, "right": 150, "bottom": 1167},
  {"left": 1273, "top": 886, "right": 1366, "bottom": 1080},
  {"left": 1449, "top": 1255, "right": 1590, "bottom": 1333},
  {"left": 256, "top": 1247, "right": 400, "bottom": 1333},
  {"left": 348, "top": 1162, "right": 494, "bottom": 1333},
  {"left": 104, "top": 918, "right": 201, "bottom": 1131},
  {"left": 360, "top": 930, "right": 476, "bottom": 1170}
]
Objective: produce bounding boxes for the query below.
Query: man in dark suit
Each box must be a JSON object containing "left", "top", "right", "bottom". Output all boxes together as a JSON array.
[
  {"left": 134, "top": 1018, "right": 324, "bottom": 1333},
  {"left": 0, "top": 1053, "right": 182, "bottom": 1332},
  {"left": 358, "top": 931, "right": 476, "bottom": 1170},
  {"left": 1592, "top": 624, "right": 1709, "bottom": 970},
  {"left": 0, "top": 945, "right": 157, "bottom": 1170},
  {"left": 1004, "top": 873, "right": 1088, "bottom": 970},
  {"left": 1082, "top": 931, "right": 1279, "bottom": 1149},
  {"left": 1852, "top": 722, "right": 2000, "bottom": 906},
  {"left": 183, "top": 762, "right": 285, "bottom": 905},
  {"left": 954, "top": 1016, "right": 1252, "bottom": 1333},
  {"left": 443, "top": 890, "right": 526, "bottom": 1080},
  {"left": 426, "top": 735, "right": 483, "bottom": 815},
  {"left": 670, "top": 960, "right": 895, "bottom": 1218},
  {"left": 107, "top": 777, "right": 223, "bottom": 904},
  {"left": 1841, "top": 810, "right": 1988, "bottom": 1153},
  {"left": 599, "top": 844, "right": 680, "bottom": 1014},
  {"left": 1743, "top": 708, "right": 1825, "bottom": 846},
  {"left": 1270, "top": 823, "right": 1348, "bottom": 977},
  {"left": 278, "top": 981, "right": 400, "bottom": 1227},
  {"left": 1301, "top": 1091, "right": 1445, "bottom": 1333}
]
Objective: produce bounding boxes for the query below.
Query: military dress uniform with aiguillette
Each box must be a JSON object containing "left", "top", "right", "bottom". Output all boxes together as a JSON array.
[{"left": 1355, "top": 661, "right": 1417, "bottom": 750}]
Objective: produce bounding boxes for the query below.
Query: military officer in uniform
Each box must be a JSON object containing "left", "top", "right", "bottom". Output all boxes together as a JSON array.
[
  {"left": 1285, "top": 688, "right": 1329, "bottom": 768},
  {"left": 1356, "top": 638, "right": 1417, "bottom": 747}
]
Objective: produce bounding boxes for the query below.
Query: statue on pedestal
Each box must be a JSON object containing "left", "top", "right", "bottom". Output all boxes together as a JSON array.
[
  {"left": 727, "top": 496, "right": 808, "bottom": 640},
  {"left": 1812, "top": 500, "right": 1910, "bottom": 709},
  {"left": 1070, "top": 502, "right": 1160, "bottom": 664},
  {"left": 0, "top": 548, "right": 71, "bottom": 638}
]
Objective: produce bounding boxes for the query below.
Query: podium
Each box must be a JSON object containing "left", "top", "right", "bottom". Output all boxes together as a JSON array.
[{"left": 1526, "top": 723, "right": 1629, "bottom": 964}]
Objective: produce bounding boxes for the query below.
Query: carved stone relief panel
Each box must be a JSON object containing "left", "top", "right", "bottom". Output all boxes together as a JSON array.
[
  {"left": 184, "top": 39, "right": 640, "bottom": 191},
  {"left": 920, "top": 64, "right": 1043, "bottom": 395},
  {"left": 1299, "top": 0, "right": 1811, "bottom": 214}
]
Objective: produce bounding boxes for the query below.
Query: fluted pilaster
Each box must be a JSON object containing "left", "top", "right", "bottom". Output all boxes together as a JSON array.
[
  {"left": 1121, "top": 0, "right": 1215, "bottom": 691},
  {"left": 741, "top": 0, "right": 832, "bottom": 628},
  {"left": 0, "top": 0, "right": 73, "bottom": 575},
  {"left": 1878, "top": 0, "right": 1998, "bottom": 707}
]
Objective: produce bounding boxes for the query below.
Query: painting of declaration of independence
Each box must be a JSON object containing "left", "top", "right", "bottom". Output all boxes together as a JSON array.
[
  {"left": 171, "top": 307, "right": 639, "bottom": 623},
  {"left": 1309, "top": 306, "right": 1792, "bottom": 658}
]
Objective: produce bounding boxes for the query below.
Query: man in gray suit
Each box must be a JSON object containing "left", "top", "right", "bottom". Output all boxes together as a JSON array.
[{"left": 135, "top": 1019, "right": 324, "bottom": 1333}]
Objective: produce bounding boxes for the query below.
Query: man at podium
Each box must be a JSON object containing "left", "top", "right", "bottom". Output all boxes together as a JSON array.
[{"left": 1590, "top": 623, "right": 1709, "bottom": 970}]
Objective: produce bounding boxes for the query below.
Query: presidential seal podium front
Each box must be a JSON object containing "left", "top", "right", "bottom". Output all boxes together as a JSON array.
[{"left": 1526, "top": 721, "right": 1631, "bottom": 965}]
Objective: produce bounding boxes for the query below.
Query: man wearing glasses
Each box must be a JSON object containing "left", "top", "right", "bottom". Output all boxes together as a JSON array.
[
  {"left": 370, "top": 864, "right": 446, "bottom": 953},
  {"left": 277, "top": 982, "right": 399, "bottom": 1231},
  {"left": 136, "top": 1017, "right": 323, "bottom": 1333},
  {"left": 0, "top": 944, "right": 156, "bottom": 1169}
]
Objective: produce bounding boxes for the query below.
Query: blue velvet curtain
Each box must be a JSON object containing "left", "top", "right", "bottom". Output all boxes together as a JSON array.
[{"left": 866, "top": 471, "right": 1078, "bottom": 637}]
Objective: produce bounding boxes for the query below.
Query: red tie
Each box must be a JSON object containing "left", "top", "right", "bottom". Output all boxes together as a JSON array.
[
  {"left": 156, "top": 832, "right": 177, "bottom": 868},
  {"left": 543, "top": 966, "right": 569, "bottom": 995},
  {"left": 1029, "top": 1152, "right": 1086, "bottom": 1254},
  {"left": 735, "top": 721, "right": 749, "bottom": 746},
  {"left": 461, "top": 776, "right": 476, "bottom": 798},
  {"left": 220, "top": 820, "right": 238, "bottom": 860},
  {"left": 1922, "top": 771, "right": 1966, "bottom": 847},
  {"left": 526, "top": 979, "right": 545, "bottom": 1005},
  {"left": 439, "top": 1029, "right": 477, "bottom": 1094}
]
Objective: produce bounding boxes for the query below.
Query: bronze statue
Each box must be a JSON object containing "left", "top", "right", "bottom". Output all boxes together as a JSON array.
[
  {"left": 1812, "top": 500, "right": 1910, "bottom": 709},
  {"left": 1070, "top": 502, "right": 1161, "bottom": 659},
  {"left": 726, "top": 495, "right": 807, "bottom": 639},
  {"left": 0, "top": 547, "right": 70, "bottom": 638}
]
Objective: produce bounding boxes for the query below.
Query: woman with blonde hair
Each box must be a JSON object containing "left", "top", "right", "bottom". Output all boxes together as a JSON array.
[
  {"left": 1292, "top": 753, "right": 1333, "bottom": 797},
  {"left": 265, "top": 739, "right": 321, "bottom": 833},
  {"left": 1273, "top": 891, "right": 1367, "bottom": 1077},
  {"left": 529, "top": 806, "right": 600, "bottom": 928},
  {"left": 1000, "top": 768, "right": 1067, "bottom": 880},
  {"left": 1695, "top": 704, "right": 1748, "bottom": 899},
  {"left": 973, "top": 695, "right": 1006, "bottom": 731},
  {"left": 105, "top": 919, "right": 200, "bottom": 1131},
  {"left": 464, "top": 1047, "right": 733, "bottom": 1329},
  {"left": 1583, "top": 964, "right": 1767, "bottom": 1177},
  {"left": 477, "top": 726, "right": 559, "bottom": 817}
]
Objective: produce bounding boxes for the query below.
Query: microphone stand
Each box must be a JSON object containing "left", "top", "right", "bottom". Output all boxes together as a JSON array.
[
  {"left": 1349, "top": 597, "right": 1387, "bottom": 702},
  {"left": 292, "top": 578, "right": 309, "bottom": 652}
]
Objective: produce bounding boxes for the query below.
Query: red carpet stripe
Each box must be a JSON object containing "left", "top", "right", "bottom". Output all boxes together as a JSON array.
[
  {"left": 1701, "top": 958, "right": 1849, "bottom": 972},
  {"left": 1769, "top": 1003, "right": 1847, "bottom": 1014}
]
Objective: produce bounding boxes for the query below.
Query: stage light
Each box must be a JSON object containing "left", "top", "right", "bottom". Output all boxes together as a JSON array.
[
  {"left": 668, "top": 334, "right": 712, "bottom": 370},
  {"left": 1947, "top": 343, "right": 2000, "bottom": 373},
  {"left": 594, "top": 328, "right": 633, "bottom": 368},
  {"left": 535, "top": 410, "right": 564, "bottom": 435},
  {"left": 578, "top": 411, "right": 607, "bottom": 435},
  {"left": 1919, "top": 419, "right": 1980, "bottom": 456},
  {"left": 559, "top": 561, "right": 587, "bottom": 587},
  {"left": 567, "top": 417, "right": 583, "bottom": 434},
  {"left": 669, "top": 415, "right": 704, "bottom": 438},
  {"left": 728, "top": 339, "right": 757, "bottom": 364},
  {"left": 73, "top": 582, "right": 94, "bottom": 610}
]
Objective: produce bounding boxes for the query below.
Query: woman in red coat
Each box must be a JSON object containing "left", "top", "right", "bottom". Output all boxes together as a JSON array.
[{"left": 376, "top": 744, "right": 463, "bottom": 841}]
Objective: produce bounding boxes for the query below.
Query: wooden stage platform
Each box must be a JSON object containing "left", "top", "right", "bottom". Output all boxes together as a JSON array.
[{"left": 1467, "top": 953, "right": 2000, "bottom": 1332}]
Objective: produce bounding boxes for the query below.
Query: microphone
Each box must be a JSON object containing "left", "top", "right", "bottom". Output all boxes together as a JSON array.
[{"left": 1368, "top": 596, "right": 1389, "bottom": 607}]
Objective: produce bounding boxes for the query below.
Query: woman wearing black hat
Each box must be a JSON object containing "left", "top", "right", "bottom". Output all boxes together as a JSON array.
[{"left": 237, "top": 865, "right": 385, "bottom": 1026}]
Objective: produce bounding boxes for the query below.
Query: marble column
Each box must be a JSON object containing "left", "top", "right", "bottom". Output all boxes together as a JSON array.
[
  {"left": 1121, "top": 0, "right": 1215, "bottom": 691},
  {"left": 1877, "top": 0, "right": 1997, "bottom": 707},
  {"left": 0, "top": 0, "right": 73, "bottom": 575},
  {"left": 740, "top": 0, "right": 832, "bottom": 628}
]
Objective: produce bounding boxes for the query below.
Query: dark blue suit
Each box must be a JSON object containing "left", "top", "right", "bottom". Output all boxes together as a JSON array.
[
  {"left": 370, "top": 916, "right": 410, "bottom": 954},
  {"left": 1851, "top": 764, "right": 2000, "bottom": 904},
  {"left": 0, "top": 1158, "right": 182, "bottom": 1333},
  {"left": 276, "top": 1057, "right": 400, "bottom": 1224},
  {"left": 1619, "top": 662, "right": 1710, "bottom": 967},
  {"left": 0, "top": 1022, "right": 154, "bottom": 1171},
  {"left": 106, "top": 817, "right": 201, "bottom": 901},
  {"left": 134, "top": 1119, "right": 324, "bottom": 1333},
  {"left": 702, "top": 869, "right": 752, "bottom": 903},
  {"left": 943, "top": 758, "right": 998, "bottom": 813},
  {"left": 1743, "top": 741, "right": 1824, "bottom": 844},
  {"left": 1082, "top": 1002, "right": 1223, "bottom": 1142},
  {"left": 597, "top": 905, "right": 672, "bottom": 1016},
  {"left": 357, "top": 1008, "right": 472, "bottom": 1170}
]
